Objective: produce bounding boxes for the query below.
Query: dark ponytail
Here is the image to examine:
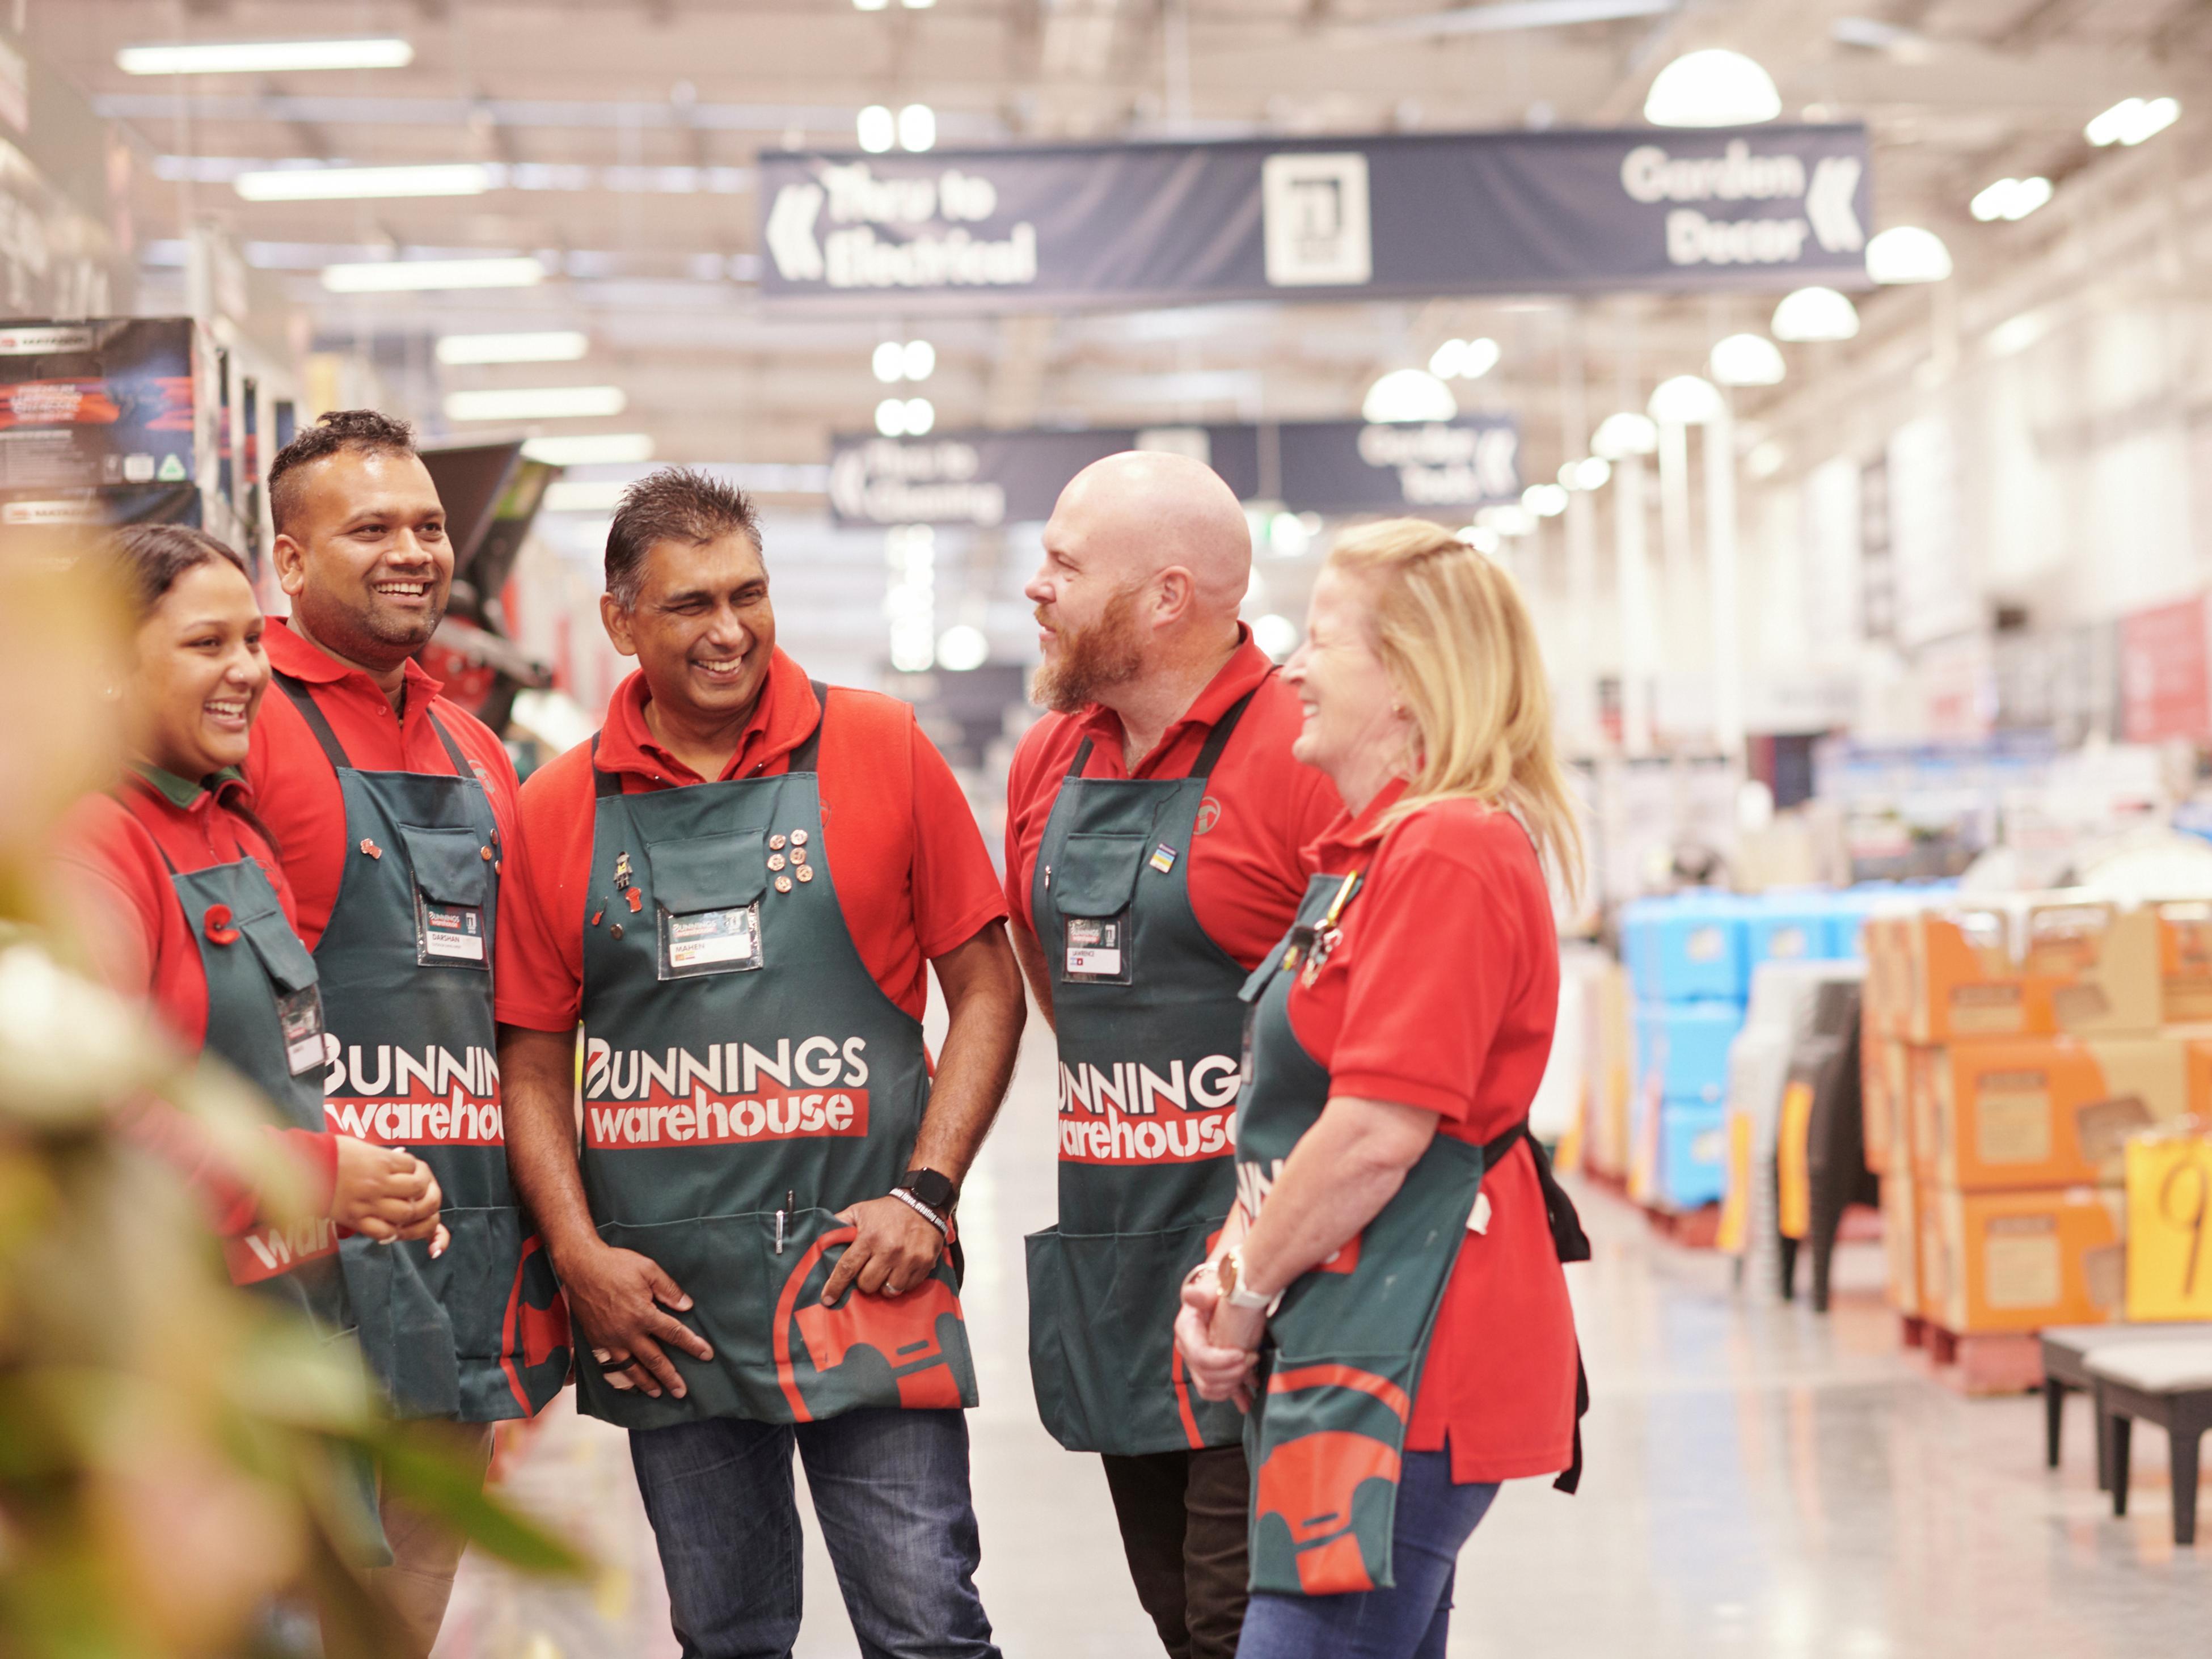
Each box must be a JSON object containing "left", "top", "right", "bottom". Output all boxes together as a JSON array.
[{"left": 107, "top": 524, "right": 250, "bottom": 622}]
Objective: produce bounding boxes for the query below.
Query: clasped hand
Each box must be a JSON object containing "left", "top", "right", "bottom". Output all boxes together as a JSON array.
[{"left": 1173, "top": 1267, "right": 1267, "bottom": 1411}]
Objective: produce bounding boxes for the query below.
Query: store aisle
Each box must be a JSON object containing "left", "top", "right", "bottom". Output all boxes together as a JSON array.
[{"left": 437, "top": 1010, "right": 2211, "bottom": 1659}]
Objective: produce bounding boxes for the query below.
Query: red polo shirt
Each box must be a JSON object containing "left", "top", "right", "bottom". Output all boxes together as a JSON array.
[
  {"left": 1289, "top": 779, "right": 1577, "bottom": 1483},
  {"left": 1003, "top": 629, "right": 1340, "bottom": 971},
  {"left": 496, "top": 650, "right": 1007, "bottom": 1031},
  {"left": 54, "top": 768, "right": 339, "bottom": 1230},
  {"left": 245, "top": 619, "right": 522, "bottom": 954}
]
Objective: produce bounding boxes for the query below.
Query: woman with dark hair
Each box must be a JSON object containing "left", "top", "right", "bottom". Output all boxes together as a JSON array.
[{"left": 56, "top": 524, "right": 446, "bottom": 1320}]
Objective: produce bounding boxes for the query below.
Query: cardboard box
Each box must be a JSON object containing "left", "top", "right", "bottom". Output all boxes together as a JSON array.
[
  {"left": 1906, "top": 1042, "right": 1943, "bottom": 1183},
  {"left": 1863, "top": 1036, "right": 1908, "bottom": 1175},
  {"left": 1919, "top": 1184, "right": 2125, "bottom": 1335},
  {"left": 1654, "top": 1101, "right": 1728, "bottom": 1210},
  {"left": 2158, "top": 901, "right": 2212, "bottom": 1023},
  {"left": 1905, "top": 900, "right": 2161, "bottom": 1043},
  {"left": 1632, "top": 1001, "right": 1744, "bottom": 1107},
  {"left": 1923, "top": 1035, "right": 2203, "bottom": 1190},
  {"left": 1863, "top": 913, "right": 1916, "bottom": 1038},
  {"left": 1882, "top": 1167, "right": 1920, "bottom": 1316}
]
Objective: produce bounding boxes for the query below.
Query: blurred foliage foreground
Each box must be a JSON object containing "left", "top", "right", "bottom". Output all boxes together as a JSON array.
[{"left": 0, "top": 544, "right": 584, "bottom": 1658}]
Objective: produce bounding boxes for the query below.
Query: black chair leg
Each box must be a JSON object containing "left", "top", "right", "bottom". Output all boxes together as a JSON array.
[
  {"left": 2095, "top": 1384, "right": 2113, "bottom": 1492},
  {"left": 1778, "top": 1234, "right": 1798, "bottom": 1302},
  {"left": 2109, "top": 1412, "right": 2133, "bottom": 1518},
  {"left": 2044, "top": 1378, "right": 2065, "bottom": 1470},
  {"left": 1808, "top": 1191, "right": 1841, "bottom": 1314},
  {"left": 2173, "top": 1422, "right": 2201, "bottom": 1548}
]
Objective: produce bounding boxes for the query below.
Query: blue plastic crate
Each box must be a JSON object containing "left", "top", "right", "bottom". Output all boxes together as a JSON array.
[
  {"left": 1743, "top": 899, "right": 1838, "bottom": 970},
  {"left": 1644, "top": 897, "right": 1749, "bottom": 1003},
  {"left": 1655, "top": 1102, "right": 1729, "bottom": 1209},
  {"left": 1632, "top": 999, "right": 1745, "bottom": 1107}
]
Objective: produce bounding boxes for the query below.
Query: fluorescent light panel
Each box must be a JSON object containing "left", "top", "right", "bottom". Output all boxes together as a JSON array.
[
  {"left": 237, "top": 163, "right": 491, "bottom": 202},
  {"left": 522, "top": 433, "right": 655, "bottom": 466},
  {"left": 542, "top": 480, "right": 631, "bottom": 513},
  {"left": 439, "top": 331, "right": 589, "bottom": 366},
  {"left": 322, "top": 256, "right": 544, "bottom": 293},
  {"left": 117, "top": 37, "right": 413, "bottom": 76},
  {"left": 444, "top": 386, "right": 627, "bottom": 421}
]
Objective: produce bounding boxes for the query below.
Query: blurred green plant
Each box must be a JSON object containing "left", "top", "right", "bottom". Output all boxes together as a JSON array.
[{"left": 0, "top": 541, "right": 585, "bottom": 1658}]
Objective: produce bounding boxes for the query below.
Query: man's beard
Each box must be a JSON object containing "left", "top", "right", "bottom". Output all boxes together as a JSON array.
[{"left": 1032, "top": 586, "right": 1145, "bottom": 713}]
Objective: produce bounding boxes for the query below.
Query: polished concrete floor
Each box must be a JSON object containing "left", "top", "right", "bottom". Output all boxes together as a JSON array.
[{"left": 436, "top": 1008, "right": 2212, "bottom": 1659}]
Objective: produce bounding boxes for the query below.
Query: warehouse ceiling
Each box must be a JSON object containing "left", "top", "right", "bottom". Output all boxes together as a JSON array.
[{"left": 27, "top": 0, "right": 2212, "bottom": 483}]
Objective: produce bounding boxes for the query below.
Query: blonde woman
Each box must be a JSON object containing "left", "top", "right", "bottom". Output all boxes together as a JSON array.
[{"left": 1173, "top": 519, "right": 1590, "bottom": 1659}]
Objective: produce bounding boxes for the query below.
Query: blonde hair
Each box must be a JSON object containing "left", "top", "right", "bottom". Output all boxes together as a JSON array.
[{"left": 1325, "top": 518, "right": 1584, "bottom": 904}]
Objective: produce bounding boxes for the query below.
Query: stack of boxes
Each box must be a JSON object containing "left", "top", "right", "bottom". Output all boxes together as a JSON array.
[
  {"left": 1864, "top": 894, "right": 2212, "bottom": 1339},
  {"left": 1622, "top": 893, "right": 1861, "bottom": 1213}
]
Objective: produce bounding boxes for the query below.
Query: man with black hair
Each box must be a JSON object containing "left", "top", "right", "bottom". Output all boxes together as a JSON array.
[
  {"left": 246, "top": 410, "right": 571, "bottom": 1658},
  {"left": 496, "top": 465, "right": 1023, "bottom": 1659}
]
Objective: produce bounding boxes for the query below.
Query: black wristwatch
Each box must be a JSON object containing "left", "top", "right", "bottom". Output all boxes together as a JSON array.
[{"left": 896, "top": 1167, "right": 957, "bottom": 1213}]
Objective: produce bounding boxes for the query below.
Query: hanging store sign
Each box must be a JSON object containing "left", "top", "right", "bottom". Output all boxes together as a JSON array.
[
  {"left": 2119, "top": 594, "right": 2212, "bottom": 744},
  {"left": 761, "top": 126, "right": 1871, "bottom": 312},
  {"left": 825, "top": 415, "right": 1521, "bottom": 527},
  {"left": 0, "top": 317, "right": 193, "bottom": 492}
]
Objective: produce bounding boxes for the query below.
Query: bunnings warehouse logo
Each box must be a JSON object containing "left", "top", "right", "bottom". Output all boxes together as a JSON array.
[
  {"left": 1056, "top": 1056, "right": 1240, "bottom": 1166},
  {"left": 322, "top": 1044, "right": 503, "bottom": 1146},
  {"left": 766, "top": 162, "right": 1037, "bottom": 291}
]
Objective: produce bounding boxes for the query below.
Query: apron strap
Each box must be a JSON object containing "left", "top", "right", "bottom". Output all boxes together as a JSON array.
[
  {"left": 271, "top": 671, "right": 352, "bottom": 771},
  {"left": 590, "top": 733, "right": 623, "bottom": 800},
  {"left": 787, "top": 681, "right": 830, "bottom": 774},
  {"left": 1064, "top": 737, "right": 1094, "bottom": 780},
  {"left": 1187, "top": 683, "right": 1262, "bottom": 779},
  {"left": 1477, "top": 1118, "right": 1592, "bottom": 1494},
  {"left": 424, "top": 707, "right": 476, "bottom": 782}
]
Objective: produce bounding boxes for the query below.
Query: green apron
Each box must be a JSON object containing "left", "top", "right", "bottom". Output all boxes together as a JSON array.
[
  {"left": 1024, "top": 688, "right": 1259, "bottom": 1455},
  {"left": 572, "top": 683, "right": 977, "bottom": 1431},
  {"left": 165, "top": 842, "right": 390, "bottom": 1567},
  {"left": 274, "top": 674, "right": 570, "bottom": 1423},
  {"left": 165, "top": 847, "right": 350, "bottom": 1332},
  {"left": 1235, "top": 870, "right": 1590, "bottom": 1597}
]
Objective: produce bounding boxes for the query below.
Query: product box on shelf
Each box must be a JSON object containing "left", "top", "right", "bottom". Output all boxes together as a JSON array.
[
  {"left": 1902, "top": 898, "right": 2162, "bottom": 1044},
  {"left": 1918, "top": 1184, "right": 2125, "bottom": 1335},
  {"left": 1743, "top": 901, "right": 1838, "bottom": 974},
  {"left": 1882, "top": 1165, "right": 1922, "bottom": 1316},
  {"left": 1919, "top": 1035, "right": 2206, "bottom": 1191},
  {"left": 1862, "top": 1035, "right": 1908, "bottom": 1175},
  {"left": 2156, "top": 901, "right": 2212, "bottom": 1023},
  {"left": 1627, "top": 896, "right": 1747, "bottom": 1005},
  {"left": 1633, "top": 1001, "right": 1745, "bottom": 1107}
]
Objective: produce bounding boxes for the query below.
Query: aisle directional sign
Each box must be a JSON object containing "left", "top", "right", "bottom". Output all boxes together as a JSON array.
[
  {"left": 760, "top": 125, "right": 1871, "bottom": 313},
  {"left": 825, "top": 415, "right": 1521, "bottom": 527}
]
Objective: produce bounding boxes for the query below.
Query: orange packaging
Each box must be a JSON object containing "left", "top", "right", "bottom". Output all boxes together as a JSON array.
[
  {"left": 1862, "top": 914, "right": 1914, "bottom": 1039},
  {"left": 1882, "top": 1166, "right": 1920, "bottom": 1316},
  {"left": 1906, "top": 1043, "right": 1944, "bottom": 1183},
  {"left": 1862, "top": 1036, "right": 1908, "bottom": 1175},
  {"left": 1919, "top": 1184, "right": 2125, "bottom": 1335},
  {"left": 1905, "top": 901, "right": 2161, "bottom": 1044},
  {"left": 2157, "top": 901, "right": 2212, "bottom": 1023},
  {"left": 1923, "top": 1035, "right": 2203, "bottom": 1190}
]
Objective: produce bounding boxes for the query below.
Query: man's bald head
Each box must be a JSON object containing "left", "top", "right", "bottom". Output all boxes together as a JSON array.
[
  {"left": 1027, "top": 450, "right": 1255, "bottom": 715},
  {"left": 1048, "top": 450, "right": 1252, "bottom": 617}
]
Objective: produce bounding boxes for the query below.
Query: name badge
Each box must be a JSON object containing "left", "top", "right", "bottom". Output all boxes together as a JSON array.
[
  {"left": 1063, "top": 913, "right": 1132, "bottom": 985},
  {"left": 276, "top": 984, "right": 327, "bottom": 1077},
  {"left": 416, "top": 895, "right": 488, "bottom": 968},
  {"left": 661, "top": 902, "right": 765, "bottom": 981}
]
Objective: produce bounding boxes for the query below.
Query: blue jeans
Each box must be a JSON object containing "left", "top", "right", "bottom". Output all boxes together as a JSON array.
[
  {"left": 1234, "top": 1451, "right": 1500, "bottom": 1659},
  {"left": 629, "top": 1407, "right": 1001, "bottom": 1659}
]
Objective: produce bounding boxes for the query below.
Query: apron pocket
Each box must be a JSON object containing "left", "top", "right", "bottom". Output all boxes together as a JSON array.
[
  {"left": 769, "top": 1209, "right": 977, "bottom": 1422},
  {"left": 417, "top": 1206, "right": 520, "bottom": 1361},
  {"left": 1025, "top": 1218, "right": 1228, "bottom": 1456},
  {"left": 1247, "top": 1349, "right": 1422, "bottom": 1598},
  {"left": 584, "top": 1214, "right": 785, "bottom": 1426},
  {"left": 396, "top": 824, "right": 492, "bottom": 907},
  {"left": 1054, "top": 831, "right": 1148, "bottom": 917}
]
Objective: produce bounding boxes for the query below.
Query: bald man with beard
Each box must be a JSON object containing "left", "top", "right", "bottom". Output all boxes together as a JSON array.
[{"left": 1004, "top": 452, "right": 1340, "bottom": 1659}]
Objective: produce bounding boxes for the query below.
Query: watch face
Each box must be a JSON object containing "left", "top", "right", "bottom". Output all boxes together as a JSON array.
[{"left": 904, "top": 1169, "right": 956, "bottom": 1210}]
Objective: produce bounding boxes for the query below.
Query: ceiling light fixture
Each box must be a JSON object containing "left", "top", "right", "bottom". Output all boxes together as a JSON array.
[
  {"left": 2086, "top": 96, "right": 2179, "bottom": 147},
  {"left": 936, "top": 624, "right": 987, "bottom": 670},
  {"left": 1708, "top": 332, "right": 1785, "bottom": 386},
  {"left": 1251, "top": 613, "right": 1300, "bottom": 658},
  {"left": 541, "top": 480, "right": 630, "bottom": 514},
  {"left": 853, "top": 0, "right": 889, "bottom": 10},
  {"left": 444, "top": 386, "right": 627, "bottom": 421},
  {"left": 437, "top": 330, "right": 589, "bottom": 366},
  {"left": 1560, "top": 456, "right": 1611, "bottom": 491},
  {"left": 322, "top": 256, "right": 544, "bottom": 293},
  {"left": 902, "top": 339, "right": 936, "bottom": 380},
  {"left": 876, "top": 398, "right": 910, "bottom": 436},
  {"left": 116, "top": 36, "right": 413, "bottom": 75},
  {"left": 1969, "top": 176, "right": 2052, "bottom": 222},
  {"left": 1865, "top": 225, "right": 1952, "bottom": 284},
  {"left": 235, "top": 163, "right": 492, "bottom": 202},
  {"left": 1523, "top": 483, "right": 1569, "bottom": 517},
  {"left": 1642, "top": 48, "right": 1782, "bottom": 128},
  {"left": 1648, "top": 373, "right": 1724, "bottom": 425},
  {"left": 1770, "top": 285, "right": 1859, "bottom": 342},
  {"left": 1427, "top": 336, "right": 1500, "bottom": 380},
  {"left": 521, "top": 433, "right": 655, "bottom": 466},
  {"left": 898, "top": 104, "right": 937, "bottom": 152},
  {"left": 857, "top": 105, "right": 896, "bottom": 153},
  {"left": 873, "top": 341, "right": 907, "bottom": 382},
  {"left": 1477, "top": 503, "right": 1536, "bottom": 537},
  {"left": 902, "top": 396, "right": 936, "bottom": 434},
  {"left": 1590, "top": 412, "right": 1658, "bottom": 459},
  {"left": 1745, "top": 440, "right": 1787, "bottom": 479},
  {"left": 1455, "top": 525, "right": 1502, "bottom": 555},
  {"left": 1362, "top": 368, "right": 1458, "bottom": 423}
]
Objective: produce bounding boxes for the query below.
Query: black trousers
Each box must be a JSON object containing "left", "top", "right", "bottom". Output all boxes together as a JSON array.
[{"left": 1100, "top": 1444, "right": 1250, "bottom": 1659}]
